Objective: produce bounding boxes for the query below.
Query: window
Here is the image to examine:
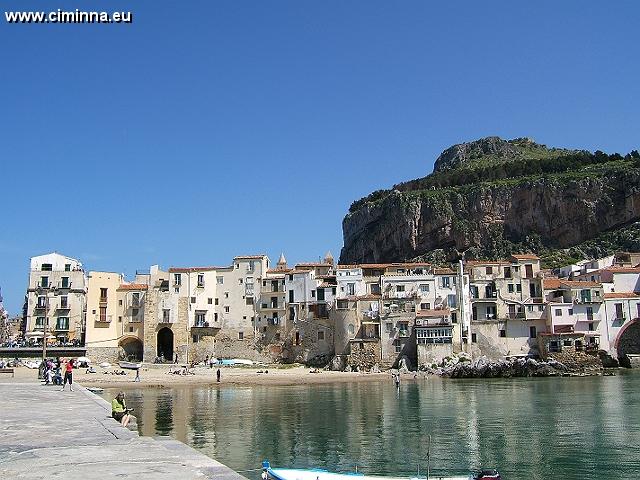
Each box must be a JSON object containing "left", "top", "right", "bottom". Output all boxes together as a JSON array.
[
  {"left": 289, "top": 290, "right": 294, "bottom": 303},
  {"left": 60, "top": 296, "right": 68, "bottom": 308},
  {"left": 516, "top": 284, "right": 522, "bottom": 293},
  {"left": 225, "top": 306, "right": 230, "bottom": 313},
  {"left": 214, "top": 313, "right": 218, "bottom": 322},
  {"left": 37, "top": 296, "right": 47, "bottom": 308},
  {"left": 119, "top": 299, "right": 123, "bottom": 306},
  {"left": 195, "top": 311, "right": 206, "bottom": 327},
  {"left": 61, "top": 277, "right": 69, "bottom": 288},
  {"left": 129, "top": 326, "right": 134, "bottom": 333},
  {"left": 56, "top": 317, "right": 69, "bottom": 331},
  {"left": 420, "top": 284, "right": 430, "bottom": 293},
  {"left": 529, "top": 326, "right": 537, "bottom": 338},
  {"left": 508, "top": 284, "right": 514, "bottom": 293},
  {"left": 99, "top": 306, "right": 107, "bottom": 322},
  {"left": 486, "top": 266, "right": 493, "bottom": 275},
  {"left": 471, "top": 333, "right": 477, "bottom": 343},
  {"left": 441, "top": 277, "right": 450, "bottom": 288},
  {"left": 238, "top": 332, "right": 244, "bottom": 340},
  {"left": 588, "top": 322, "right": 594, "bottom": 331},
  {"left": 394, "top": 340, "right": 402, "bottom": 353},
  {"left": 447, "top": 294, "right": 457, "bottom": 308},
  {"left": 100, "top": 288, "right": 107, "bottom": 300},
  {"left": 41, "top": 276, "right": 49, "bottom": 288},
  {"left": 274, "top": 333, "right": 281, "bottom": 341},
  {"left": 197, "top": 274, "right": 205, "bottom": 287},
  {"left": 470, "top": 285, "right": 479, "bottom": 298},
  {"left": 174, "top": 274, "right": 181, "bottom": 286},
  {"left": 527, "top": 305, "right": 533, "bottom": 312},
  {"left": 215, "top": 298, "right": 219, "bottom": 305},
  {"left": 568, "top": 308, "right": 574, "bottom": 316},
  {"left": 132, "top": 308, "right": 139, "bottom": 317},
  {"left": 118, "top": 316, "right": 122, "bottom": 322},
  {"left": 317, "top": 288, "right": 325, "bottom": 301},
  {"left": 538, "top": 305, "right": 544, "bottom": 312},
  {"left": 216, "top": 276, "right": 224, "bottom": 284},
  {"left": 563, "top": 339, "right": 572, "bottom": 347},
  {"left": 318, "top": 331, "right": 325, "bottom": 341},
  {"left": 225, "top": 292, "right": 229, "bottom": 298},
  {"left": 163, "top": 309, "right": 170, "bottom": 322},
  {"left": 396, "top": 285, "right": 405, "bottom": 292},
  {"left": 64, "top": 264, "right": 71, "bottom": 272},
  {"left": 42, "top": 264, "right": 52, "bottom": 271},
  {"left": 208, "top": 298, "right": 213, "bottom": 304},
  {"left": 347, "top": 283, "right": 355, "bottom": 295},
  {"left": 555, "top": 309, "right": 562, "bottom": 316},
  {"left": 504, "top": 267, "right": 511, "bottom": 279},
  {"left": 35, "top": 317, "right": 45, "bottom": 329},
  {"left": 420, "top": 303, "right": 431, "bottom": 310},
  {"left": 386, "top": 322, "right": 392, "bottom": 333},
  {"left": 451, "top": 312, "right": 457, "bottom": 323},
  {"left": 499, "top": 329, "right": 506, "bottom": 338},
  {"left": 580, "top": 289, "right": 591, "bottom": 303},
  {"left": 311, "top": 290, "right": 316, "bottom": 298},
  {"left": 486, "top": 306, "right": 496, "bottom": 319},
  {"left": 239, "top": 278, "right": 243, "bottom": 284},
  {"left": 190, "top": 297, "right": 196, "bottom": 303},
  {"left": 586, "top": 306, "right": 593, "bottom": 321}
]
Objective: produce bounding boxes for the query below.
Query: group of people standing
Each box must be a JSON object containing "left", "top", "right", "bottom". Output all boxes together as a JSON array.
[{"left": 42, "top": 357, "right": 74, "bottom": 391}]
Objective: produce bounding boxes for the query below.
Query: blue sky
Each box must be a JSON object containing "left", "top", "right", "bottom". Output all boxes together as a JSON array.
[{"left": 1, "top": 1, "right": 639, "bottom": 314}]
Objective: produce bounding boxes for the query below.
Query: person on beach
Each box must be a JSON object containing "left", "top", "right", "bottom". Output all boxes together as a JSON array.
[
  {"left": 111, "top": 392, "right": 132, "bottom": 427},
  {"left": 61, "top": 359, "right": 74, "bottom": 391},
  {"left": 174, "top": 350, "right": 178, "bottom": 364},
  {"left": 134, "top": 368, "right": 140, "bottom": 382},
  {"left": 216, "top": 368, "right": 221, "bottom": 382}
]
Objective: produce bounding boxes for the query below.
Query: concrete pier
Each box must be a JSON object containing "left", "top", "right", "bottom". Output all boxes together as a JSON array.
[{"left": 0, "top": 380, "right": 248, "bottom": 480}]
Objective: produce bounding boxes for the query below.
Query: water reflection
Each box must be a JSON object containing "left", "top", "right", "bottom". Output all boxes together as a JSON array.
[{"left": 105, "top": 373, "right": 640, "bottom": 480}]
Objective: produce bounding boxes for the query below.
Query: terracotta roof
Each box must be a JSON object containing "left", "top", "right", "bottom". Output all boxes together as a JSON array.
[
  {"left": 117, "top": 283, "right": 148, "bottom": 291},
  {"left": 361, "top": 264, "right": 392, "bottom": 269},
  {"left": 511, "top": 254, "right": 540, "bottom": 260},
  {"left": 337, "top": 265, "right": 362, "bottom": 269},
  {"left": 289, "top": 269, "right": 313, "bottom": 275},
  {"left": 466, "top": 260, "right": 512, "bottom": 266},
  {"left": 604, "top": 292, "right": 640, "bottom": 299},
  {"left": 234, "top": 255, "right": 267, "bottom": 260},
  {"left": 434, "top": 268, "right": 456, "bottom": 275},
  {"left": 607, "top": 267, "right": 640, "bottom": 274},
  {"left": 295, "top": 262, "right": 332, "bottom": 267},
  {"left": 543, "top": 278, "right": 562, "bottom": 290},
  {"left": 560, "top": 280, "right": 602, "bottom": 288},
  {"left": 356, "top": 294, "right": 382, "bottom": 300},
  {"left": 416, "top": 308, "right": 450, "bottom": 318},
  {"left": 168, "top": 267, "right": 222, "bottom": 273},
  {"left": 266, "top": 269, "right": 290, "bottom": 275},
  {"left": 318, "top": 282, "right": 334, "bottom": 288}
]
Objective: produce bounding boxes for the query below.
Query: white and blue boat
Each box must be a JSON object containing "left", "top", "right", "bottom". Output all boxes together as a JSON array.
[{"left": 262, "top": 461, "right": 500, "bottom": 480}]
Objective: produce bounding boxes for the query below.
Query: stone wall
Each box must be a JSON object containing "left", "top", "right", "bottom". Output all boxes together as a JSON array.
[
  {"left": 417, "top": 342, "right": 453, "bottom": 368},
  {"left": 347, "top": 341, "right": 380, "bottom": 371},
  {"left": 85, "top": 346, "right": 121, "bottom": 364}
]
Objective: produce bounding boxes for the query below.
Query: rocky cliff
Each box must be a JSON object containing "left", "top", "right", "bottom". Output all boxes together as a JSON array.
[{"left": 340, "top": 137, "right": 640, "bottom": 266}]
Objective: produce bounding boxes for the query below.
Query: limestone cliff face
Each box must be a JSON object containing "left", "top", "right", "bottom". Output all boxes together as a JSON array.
[{"left": 340, "top": 138, "right": 640, "bottom": 264}]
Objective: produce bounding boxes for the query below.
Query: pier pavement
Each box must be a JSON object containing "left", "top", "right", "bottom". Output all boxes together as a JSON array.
[{"left": 0, "top": 377, "right": 248, "bottom": 480}]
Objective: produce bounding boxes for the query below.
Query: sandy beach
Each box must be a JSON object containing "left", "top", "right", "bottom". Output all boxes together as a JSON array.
[{"left": 2, "top": 363, "right": 409, "bottom": 388}]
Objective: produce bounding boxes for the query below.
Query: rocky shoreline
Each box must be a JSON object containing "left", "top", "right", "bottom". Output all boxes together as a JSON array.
[{"left": 418, "top": 352, "right": 607, "bottom": 378}]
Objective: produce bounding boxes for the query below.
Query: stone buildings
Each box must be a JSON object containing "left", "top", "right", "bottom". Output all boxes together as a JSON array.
[
  {"left": 19, "top": 250, "right": 640, "bottom": 368},
  {"left": 24, "top": 253, "right": 86, "bottom": 346}
]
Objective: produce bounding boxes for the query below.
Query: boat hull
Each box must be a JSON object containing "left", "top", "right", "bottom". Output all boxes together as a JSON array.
[
  {"left": 118, "top": 361, "right": 142, "bottom": 370},
  {"left": 268, "top": 468, "right": 475, "bottom": 480}
]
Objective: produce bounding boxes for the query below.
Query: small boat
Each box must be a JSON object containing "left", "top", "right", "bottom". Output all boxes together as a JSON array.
[
  {"left": 86, "top": 387, "right": 103, "bottom": 394},
  {"left": 118, "top": 361, "right": 142, "bottom": 370},
  {"left": 262, "top": 462, "right": 500, "bottom": 480}
]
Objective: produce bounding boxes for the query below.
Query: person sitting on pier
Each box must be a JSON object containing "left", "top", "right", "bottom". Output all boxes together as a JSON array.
[{"left": 111, "top": 392, "right": 132, "bottom": 427}]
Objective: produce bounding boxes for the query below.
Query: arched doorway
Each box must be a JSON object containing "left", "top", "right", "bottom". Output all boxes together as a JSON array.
[
  {"left": 615, "top": 319, "right": 640, "bottom": 363},
  {"left": 157, "top": 327, "right": 174, "bottom": 362},
  {"left": 119, "top": 336, "right": 143, "bottom": 361}
]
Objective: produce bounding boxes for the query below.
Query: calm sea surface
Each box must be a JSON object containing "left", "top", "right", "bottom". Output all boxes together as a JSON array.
[{"left": 103, "top": 372, "right": 640, "bottom": 480}]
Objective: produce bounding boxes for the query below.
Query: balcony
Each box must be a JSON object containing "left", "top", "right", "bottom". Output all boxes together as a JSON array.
[
  {"left": 261, "top": 303, "right": 285, "bottom": 311},
  {"left": 54, "top": 323, "right": 70, "bottom": 332},
  {"left": 99, "top": 297, "right": 108, "bottom": 306},
  {"left": 56, "top": 303, "right": 71, "bottom": 311},
  {"left": 192, "top": 319, "right": 219, "bottom": 336},
  {"left": 58, "top": 281, "right": 72, "bottom": 289},
  {"left": 245, "top": 285, "right": 255, "bottom": 297},
  {"left": 507, "top": 312, "right": 526, "bottom": 320},
  {"left": 397, "top": 330, "right": 411, "bottom": 338},
  {"left": 95, "top": 315, "right": 112, "bottom": 323},
  {"left": 415, "top": 318, "right": 451, "bottom": 327}
]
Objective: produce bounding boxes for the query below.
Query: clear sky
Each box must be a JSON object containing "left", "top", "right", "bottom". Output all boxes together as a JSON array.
[{"left": 1, "top": 1, "right": 639, "bottom": 314}]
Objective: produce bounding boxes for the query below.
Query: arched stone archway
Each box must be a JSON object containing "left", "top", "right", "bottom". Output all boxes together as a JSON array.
[
  {"left": 157, "top": 327, "right": 174, "bottom": 362},
  {"left": 615, "top": 319, "right": 640, "bottom": 361},
  {"left": 119, "top": 336, "right": 143, "bottom": 361}
]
